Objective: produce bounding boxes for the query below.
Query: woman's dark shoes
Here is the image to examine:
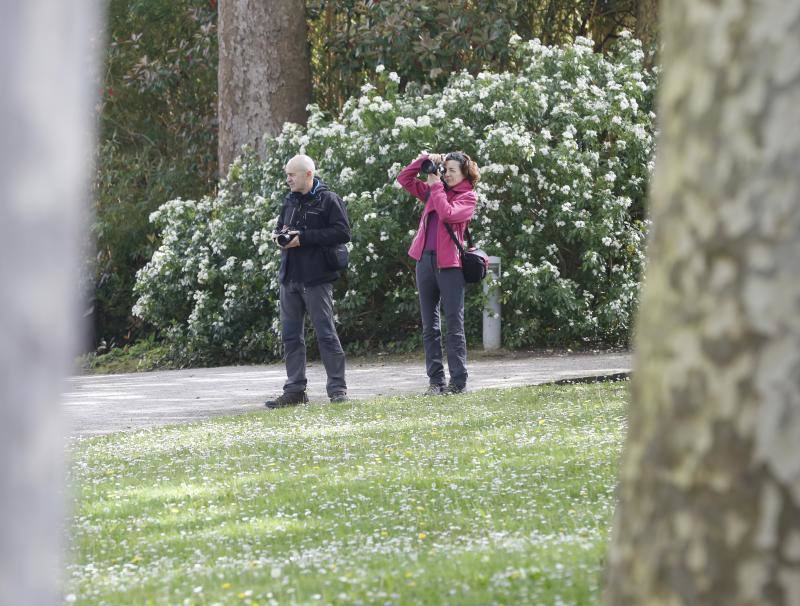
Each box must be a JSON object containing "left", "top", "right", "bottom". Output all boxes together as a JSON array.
[{"left": 443, "top": 383, "right": 466, "bottom": 395}]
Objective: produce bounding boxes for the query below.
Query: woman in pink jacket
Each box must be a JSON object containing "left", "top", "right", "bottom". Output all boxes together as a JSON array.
[{"left": 397, "top": 151, "right": 480, "bottom": 394}]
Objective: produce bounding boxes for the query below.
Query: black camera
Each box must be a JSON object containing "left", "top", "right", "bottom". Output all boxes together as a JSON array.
[
  {"left": 274, "top": 207, "right": 301, "bottom": 246},
  {"left": 276, "top": 229, "right": 297, "bottom": 247},
  {"left": 419, "top": 158, "right": 443, "bottom": 176}
]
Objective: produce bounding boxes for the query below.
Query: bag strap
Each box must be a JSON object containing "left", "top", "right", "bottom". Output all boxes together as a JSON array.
[{"left": 444, "top": 222, "right": 475, "bottom": 253}]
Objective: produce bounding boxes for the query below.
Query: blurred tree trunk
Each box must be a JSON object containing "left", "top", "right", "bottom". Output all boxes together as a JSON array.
[
  {"left": 0, "top": 2, "right": 101, "bottom": 604},
  {"left": 604, "top": 0, "right": 800, "bottom": 604},
  {"left": 218, "top": 0, "right": 312, "bottom": 175}
]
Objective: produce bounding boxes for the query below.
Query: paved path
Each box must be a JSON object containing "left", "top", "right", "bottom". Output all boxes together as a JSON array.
[{"left": 63, "top": 352, "right": 631, "bottom": 438}]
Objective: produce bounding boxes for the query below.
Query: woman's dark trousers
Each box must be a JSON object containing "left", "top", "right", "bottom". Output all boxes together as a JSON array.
[{"left": 415, "top": 251, "right": 468, "bottom": 389}]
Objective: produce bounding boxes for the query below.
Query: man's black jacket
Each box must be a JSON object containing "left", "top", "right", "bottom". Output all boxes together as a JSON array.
[{"left": 277, "top": 177, "right": 351, "bottom": 286}]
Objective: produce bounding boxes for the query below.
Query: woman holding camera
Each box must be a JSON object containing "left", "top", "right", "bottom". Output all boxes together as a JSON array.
[{"left": 397, "top": 151, "right": 481, "bottom": 395}]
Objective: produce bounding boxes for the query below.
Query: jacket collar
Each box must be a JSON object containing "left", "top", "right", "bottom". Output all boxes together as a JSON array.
[
  {"left": 447, "top": 178, "right": 473, "bottom": 195},
  {"left": 290, "top": 177, "right": 323, "bottom": 204},
  {"left": 308, "top": 176, "right": 323, "bottom": 197}
]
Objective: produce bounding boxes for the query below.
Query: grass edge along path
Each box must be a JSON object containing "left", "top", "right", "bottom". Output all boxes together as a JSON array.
[{"left": 66, "top": 381, "right": 628, "bottom": 606}]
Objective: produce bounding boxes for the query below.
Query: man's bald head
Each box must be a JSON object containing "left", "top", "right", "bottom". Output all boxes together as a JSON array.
[
  {"left": 287, "top": 154, "right": 315, "bottom": 173},
  {"left": 285, "top": 154, "right": 316, "bottom": 194}
]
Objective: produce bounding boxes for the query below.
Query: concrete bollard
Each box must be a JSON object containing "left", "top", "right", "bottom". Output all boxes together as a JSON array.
[{"left": 483, "top": 256, "right": 502, "bottom": 350}]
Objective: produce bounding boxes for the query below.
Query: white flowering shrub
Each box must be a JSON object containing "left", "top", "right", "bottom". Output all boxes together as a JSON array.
[{"left": 133, "top": 34, "right": 656, "bottom": 364}]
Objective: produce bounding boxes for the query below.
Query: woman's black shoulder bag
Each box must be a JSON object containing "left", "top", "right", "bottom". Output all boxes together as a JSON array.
[{"left": 444, "top": 223, "right": 489, "bottom": 283}]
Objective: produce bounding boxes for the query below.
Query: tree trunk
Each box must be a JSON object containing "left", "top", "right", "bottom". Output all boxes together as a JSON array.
[
  {"left": 634, "top": 0, "right": 658, "bottom": 65},
  {"left": 604, "top": 0, "right": 800, "bottom": 604},
  {"left": 218, "top": 0, "right": 312, "bottom": 176},
  {"left": 589, "top": 0, "right": 627, "bottom": 51},
  {"left": 0, "top": 2, "right": 102, "bottom": 604}
]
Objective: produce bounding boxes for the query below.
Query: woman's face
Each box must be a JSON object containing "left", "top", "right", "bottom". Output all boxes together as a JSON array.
[{"left": 443, "top": 160, "right": 466, "bottom": 187}]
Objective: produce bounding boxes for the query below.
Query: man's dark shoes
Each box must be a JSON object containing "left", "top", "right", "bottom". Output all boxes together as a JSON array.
[
  {"left": 330, "top": 392, "right": 349, "bottom": 403},
  {"left": 424, "top": 383, "right": 446, "bottom": 396},
  {"left": 443, "top": 383, "right": 466, "bottom": 395},
  {"left": 264, "top": 391, "right": 308, "bottom": 409}
]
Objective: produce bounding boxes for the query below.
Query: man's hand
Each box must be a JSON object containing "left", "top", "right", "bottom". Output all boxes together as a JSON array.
[{"left": 281, "top": 234, "right": 301, "bottom": 249}]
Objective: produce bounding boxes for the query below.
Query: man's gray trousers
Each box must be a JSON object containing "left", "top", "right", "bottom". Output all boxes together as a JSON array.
[{"left": 280, "top": 281, "right": 347, "bottom": 397}]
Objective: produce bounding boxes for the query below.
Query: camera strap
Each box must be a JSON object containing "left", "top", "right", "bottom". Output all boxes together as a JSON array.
[{"left": 424, "top": 187, "right": 475, "bottom": 251}]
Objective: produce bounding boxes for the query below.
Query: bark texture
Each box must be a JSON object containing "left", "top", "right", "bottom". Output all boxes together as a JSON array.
[
  {"left": 604, "top": 1, "right": 800, "bottom": 604},
  {"left": 218, "top": 0, "right": 312, "bottom": 175},
  {"left": 634, "top": 0, "right": 659, "bottom": 63},
  {"left": 589, "top": 0, "right": 623, "bottom": 51},
  {"left": 0, "top": 2, "right": 101, "bottom": 604}
]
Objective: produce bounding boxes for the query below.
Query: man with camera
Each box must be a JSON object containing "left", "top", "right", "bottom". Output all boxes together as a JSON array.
[{"left": 264, "top": 154, "right": 351, "bottom": 408}]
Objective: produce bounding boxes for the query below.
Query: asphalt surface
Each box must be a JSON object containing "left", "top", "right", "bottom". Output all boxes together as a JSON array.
[{"left": 62, "top": 351, "right": 631, "bottom": 438}]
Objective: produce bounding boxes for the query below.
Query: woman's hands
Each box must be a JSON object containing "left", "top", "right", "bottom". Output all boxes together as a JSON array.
[
  {"left": 418, "top": 152, "right": 445, "bottom": 164},
  {"left": 416, "top": 152, "right": 445, "bottom": 185},
  {"left": 425, "top": 153, "right": 445, "bottom": 185}
]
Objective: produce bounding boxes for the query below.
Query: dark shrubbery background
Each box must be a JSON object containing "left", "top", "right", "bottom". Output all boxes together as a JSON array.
[{"left": 92, "top": 0, "right": 217, "bottom": 347}]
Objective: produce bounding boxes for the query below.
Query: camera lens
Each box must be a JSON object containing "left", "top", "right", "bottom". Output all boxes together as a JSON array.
[
  {"left": 420, "top": 159, "right": 437, "bottom": 175},
  {"left": 277, "top": 232, "right": 292, "bottom": 246}
]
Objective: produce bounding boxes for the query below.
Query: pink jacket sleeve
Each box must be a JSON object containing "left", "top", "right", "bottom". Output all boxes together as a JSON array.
[
  {"left": 396, "top": 156, "right": 430, "bottom": 202},
  {"left": 427, "top": 182, "right": 476, "bottom": 224}
]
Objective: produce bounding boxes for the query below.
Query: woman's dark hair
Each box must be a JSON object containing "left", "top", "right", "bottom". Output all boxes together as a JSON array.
[{"left": 445, "top": 151, "right": 480, "bottom": 184}]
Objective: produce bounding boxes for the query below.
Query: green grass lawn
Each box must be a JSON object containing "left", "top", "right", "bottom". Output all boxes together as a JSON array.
[{"left": 66, "top": 381, "right": 628, "bottom": 605}]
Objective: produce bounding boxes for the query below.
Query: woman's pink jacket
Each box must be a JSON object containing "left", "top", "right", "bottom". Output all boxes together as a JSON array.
[{"left": 396, "top": 155, "right": 477, "bottom": 269}]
